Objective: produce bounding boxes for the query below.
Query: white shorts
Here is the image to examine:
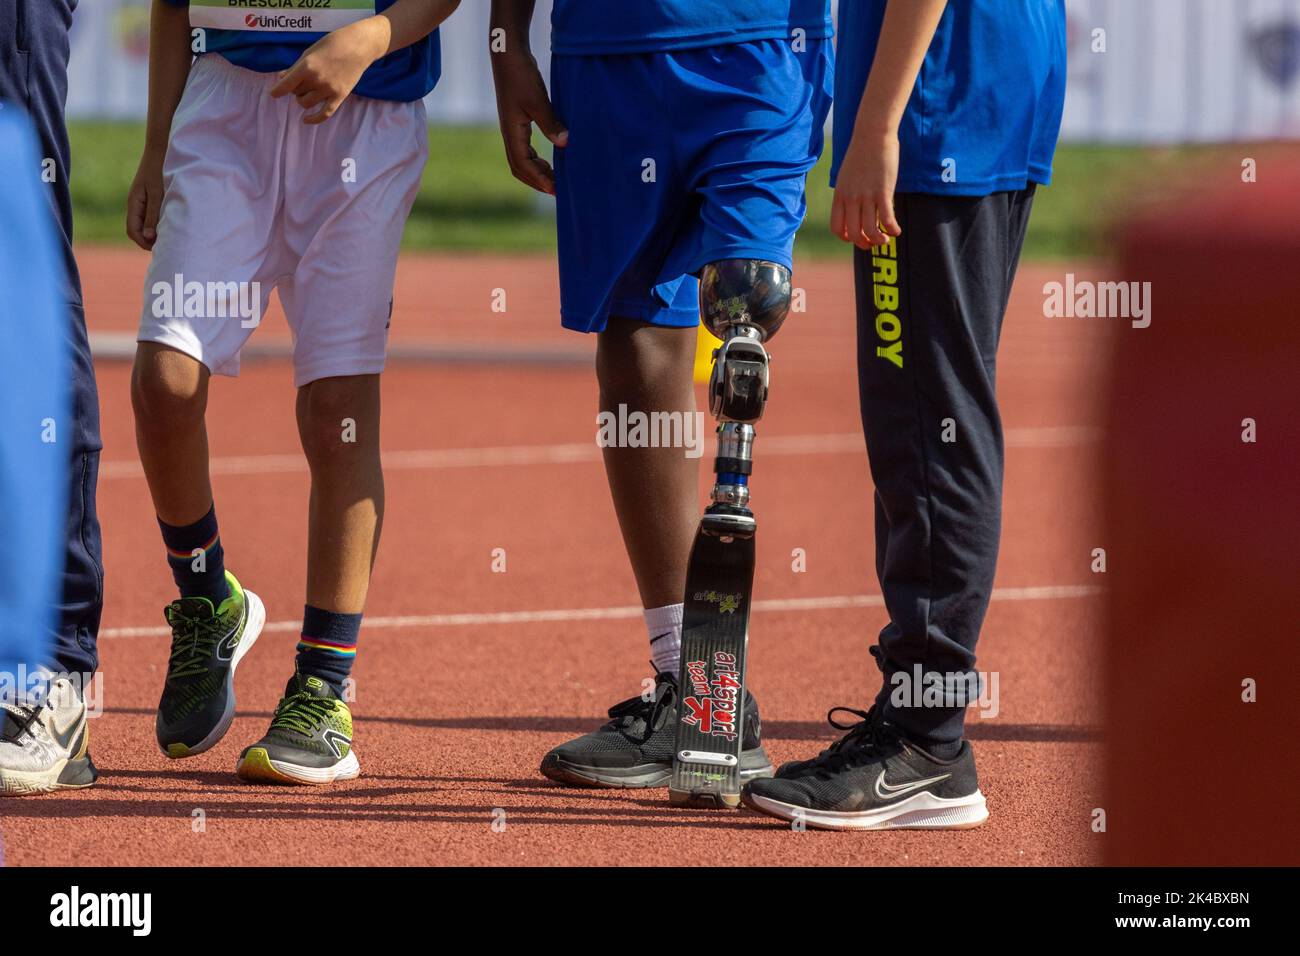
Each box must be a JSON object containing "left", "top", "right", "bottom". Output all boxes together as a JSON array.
[{"left": 138, "top": 54, "right": 428, "bottom": 387}]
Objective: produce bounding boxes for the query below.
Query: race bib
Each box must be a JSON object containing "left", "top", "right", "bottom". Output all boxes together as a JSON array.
[{"left": 189, "top": 1, "right": 376, "bottom": 34}]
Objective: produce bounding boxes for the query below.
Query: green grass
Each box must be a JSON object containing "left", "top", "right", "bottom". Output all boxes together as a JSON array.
[
  {"left": 70, "top": 121, "right": 1230, "bottom": 260},
  {"left": 1007, "top": 143, "right": 1245, "bottom": 260}
]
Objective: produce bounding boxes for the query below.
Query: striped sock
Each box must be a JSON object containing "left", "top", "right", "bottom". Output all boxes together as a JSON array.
[
  {"left": 158, "top": 505, "right": 229, "bottom": 606},
  {"left": 295, "top": 605, "right": 362, "bottom": 698}
]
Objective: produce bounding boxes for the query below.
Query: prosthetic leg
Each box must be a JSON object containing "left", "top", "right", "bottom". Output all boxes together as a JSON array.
[{"left": 669, "top": 260, "right": 791, "bottom": 808}]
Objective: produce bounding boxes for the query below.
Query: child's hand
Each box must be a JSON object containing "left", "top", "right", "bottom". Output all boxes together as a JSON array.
[
  {"left": 830, "top": 129, "right": 902, "bottom": 249},
  {"left": 270, "top": 19, "right": 387, "bottom": 125},
  {"left": 126, "top": 151, "right": 166, "bottom": 251},
  {"left": 490, "top": 49, "right": 568, "bottom": 195}
]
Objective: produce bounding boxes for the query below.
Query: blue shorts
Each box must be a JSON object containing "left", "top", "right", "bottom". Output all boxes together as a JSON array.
[{"left": 551, "top": 38, "right": 833, "bottom": 334}]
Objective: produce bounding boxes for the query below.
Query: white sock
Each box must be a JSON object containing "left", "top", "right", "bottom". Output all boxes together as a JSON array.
[{"left": 645, "top": 603, "right": 684, "bottom": 676}]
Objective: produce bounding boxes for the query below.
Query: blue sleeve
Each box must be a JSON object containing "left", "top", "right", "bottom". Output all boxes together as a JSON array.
[{"left": 0, "top": 111, "right": 69, "bottom": 674}]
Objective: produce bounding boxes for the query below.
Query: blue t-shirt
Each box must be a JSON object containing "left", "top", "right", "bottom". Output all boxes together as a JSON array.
[
  {"left": 161, "top": 0, "right": 440, "bottom": 102},
  {"left": 551, "top": 0, "right": 833, "bottom": 55},
  {"left": 832, "top": 0, "right": 1066, "bottom": 195}
]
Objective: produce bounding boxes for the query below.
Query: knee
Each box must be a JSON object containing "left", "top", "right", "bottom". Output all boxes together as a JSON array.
[
  {"left": 298, "top": 378, "right": 376, "bottom": 465},
  {"left": 131, "top": 349, "right": 207, "bottom": 428}
]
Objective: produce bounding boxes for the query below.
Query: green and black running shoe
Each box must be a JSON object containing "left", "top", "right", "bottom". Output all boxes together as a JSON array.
[
  {"left": 155, "top": 571, "right": 265, "bottom": 758},
  {"left": 236, "top": 672, "right": 359, "bottom": 785}
]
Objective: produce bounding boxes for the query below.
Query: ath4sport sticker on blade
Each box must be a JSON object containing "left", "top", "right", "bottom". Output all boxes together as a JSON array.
[{"left": 681, "top": 649, "right": 741, "bottom": 741}]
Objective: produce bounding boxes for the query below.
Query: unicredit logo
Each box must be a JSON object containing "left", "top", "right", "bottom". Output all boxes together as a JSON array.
[{"left": 242, "top": 13, "right": 315, "bottom": 29}]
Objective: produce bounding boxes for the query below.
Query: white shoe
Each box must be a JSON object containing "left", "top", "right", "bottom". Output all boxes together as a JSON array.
[{"left": 0, "top": 676, "right": 98, "bottom": 794}]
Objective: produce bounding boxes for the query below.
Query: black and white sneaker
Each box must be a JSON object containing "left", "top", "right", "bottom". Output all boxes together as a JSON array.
[
  {"left": 742, "top": 706, "right": 988, "bottom": 830},
  {"left": 0, "top": 677, "right": 98, "bottom": 795},
  {"left": 540, "top": 671, "right": 773, "bottom": 789}
]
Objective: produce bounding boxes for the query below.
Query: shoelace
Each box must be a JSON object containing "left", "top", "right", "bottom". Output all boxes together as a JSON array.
[
  {"left": 810, "top": 705, "right": 900, "bottom": 774},
  {"left": 270, "top": 693, "right": 337, "bottom": 737},
  {"left": 165, "top": 606, "right": 226, "bottom": 682},
  {"left": 605, "top": 676, "right": 676, "bottom": 741},
  {"left": 0, "top": 701, "right": 46, "bottom": 744}
]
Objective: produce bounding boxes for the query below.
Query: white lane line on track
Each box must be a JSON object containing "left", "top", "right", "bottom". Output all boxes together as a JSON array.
[
  {"left": 99, "top": 427, "right": 1103, "bottom": 479},
  {"left": 99, "top": 584, "right": 1102, "bottom": 639}
]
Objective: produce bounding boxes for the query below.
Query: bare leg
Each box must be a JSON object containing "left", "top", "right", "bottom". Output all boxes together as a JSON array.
[
  {"left": 131, "top": 343, "right": 214, "bottom": 525},
  {"left": 595, "top": 319, "right": 699, "bottom": 609},
  {"left": 295, "top": 374, "right": 384, "bottom": 613}
]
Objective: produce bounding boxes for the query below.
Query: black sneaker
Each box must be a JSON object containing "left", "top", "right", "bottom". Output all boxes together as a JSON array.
[
  {"left": 540, "top": 671, "right": 773, "bottom": 788},
  {"left": 236, "top": 672, "right": 359, "bottom": 785},
  {"left": 741, "top": 706, "right": 988, "bottom": 830},
  {"left": 155, "top": 572, "right": 264, "bottom": 758}
]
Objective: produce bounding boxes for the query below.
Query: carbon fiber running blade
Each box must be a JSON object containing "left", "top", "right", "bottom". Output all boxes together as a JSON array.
[{"left": 669, "top": 525, "right": 755, "bottom": 809}]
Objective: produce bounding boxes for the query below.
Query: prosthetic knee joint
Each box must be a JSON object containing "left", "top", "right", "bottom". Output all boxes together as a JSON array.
[{"left": 699, "top": 259, "right": 792, "bottom": 539}]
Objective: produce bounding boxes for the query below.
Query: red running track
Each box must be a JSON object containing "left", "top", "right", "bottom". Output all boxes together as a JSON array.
[{"left": 0, "top": 250, "right": 1113, "bottom": 866}]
